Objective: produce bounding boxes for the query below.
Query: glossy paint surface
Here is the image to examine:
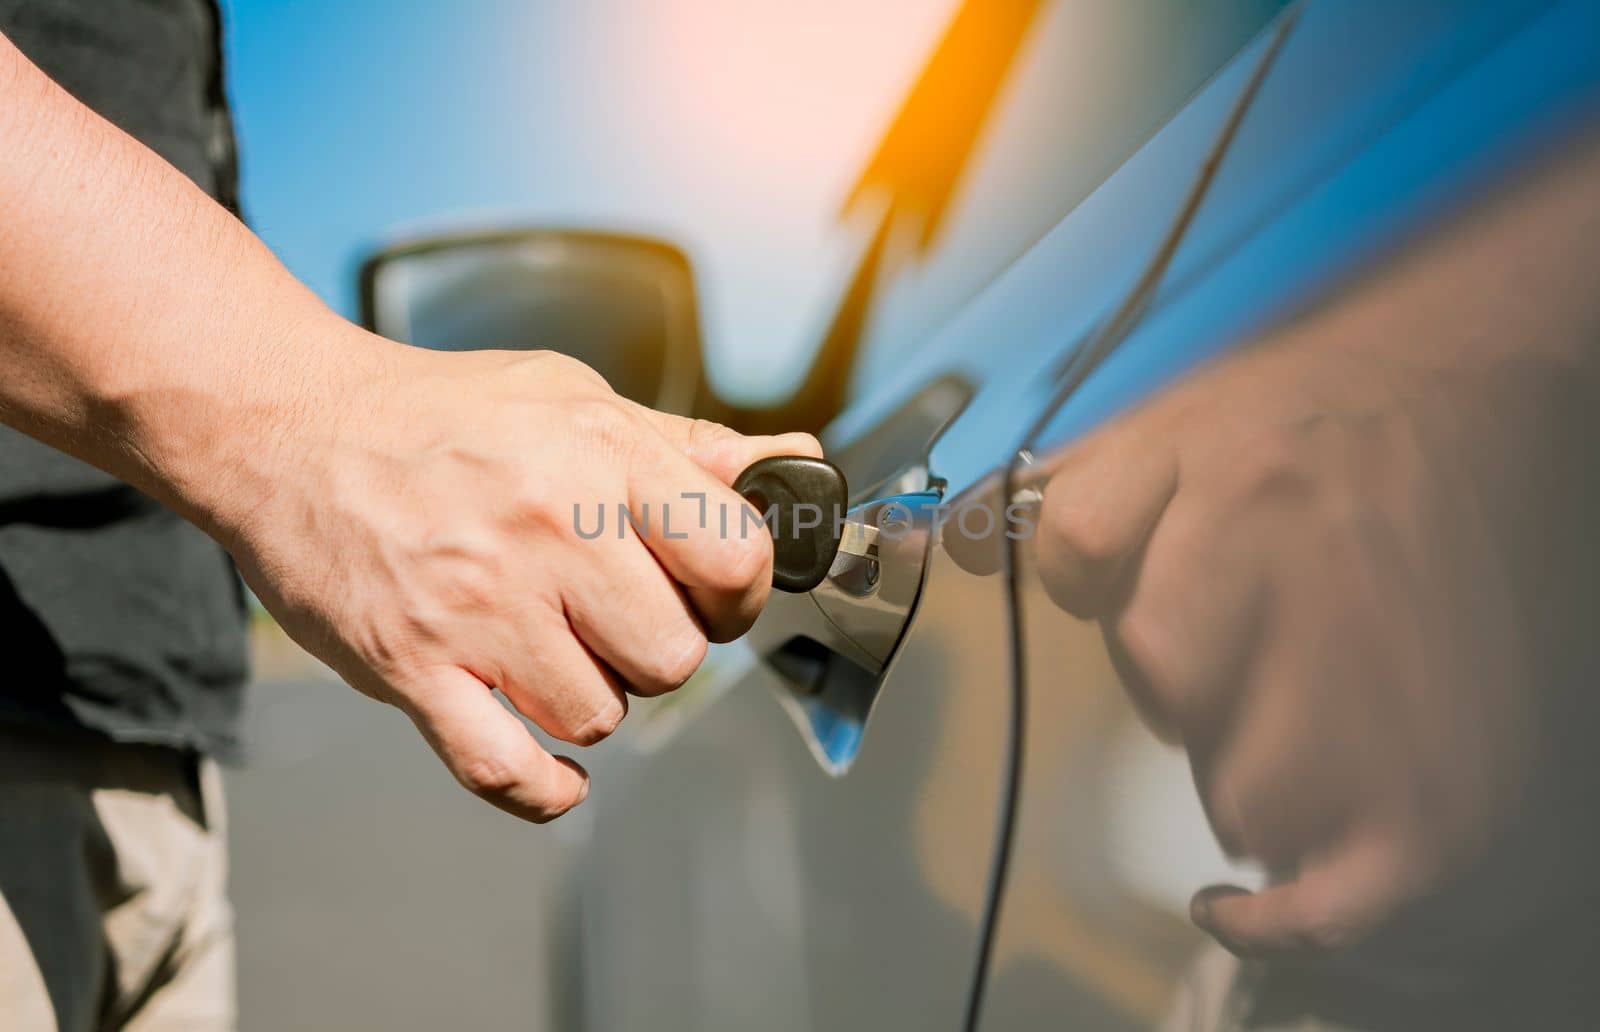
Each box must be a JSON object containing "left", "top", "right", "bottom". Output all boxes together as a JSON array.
[{"left": 989, "top": 0, "right": 1599, "bottom": 1026}]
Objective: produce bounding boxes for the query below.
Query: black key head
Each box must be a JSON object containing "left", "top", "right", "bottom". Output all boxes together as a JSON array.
[{"left": 734, "top": 456, "right": 849, "bottom": 593}]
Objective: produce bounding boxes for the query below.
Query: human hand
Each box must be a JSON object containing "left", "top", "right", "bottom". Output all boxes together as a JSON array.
[
  {"left": 0, "top": 27, "right": 813, "bottom": 823},
  {"left": 218, "top": 338, "right": 819, "bottom": 821},
  {"left": 1030, "top": 136, "right": 1600, "bottom": 968}
]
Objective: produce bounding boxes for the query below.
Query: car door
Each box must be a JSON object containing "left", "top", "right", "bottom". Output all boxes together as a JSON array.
[{"left": 573, "top": 4, "right": 1293, "bottom": 1029}]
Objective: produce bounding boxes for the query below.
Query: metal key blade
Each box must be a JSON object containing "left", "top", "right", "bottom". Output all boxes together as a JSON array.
[{"left": 837, "top": 520, "right": 879, "bottom": 558}]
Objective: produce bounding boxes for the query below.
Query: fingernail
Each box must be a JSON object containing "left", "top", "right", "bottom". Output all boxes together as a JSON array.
[
  {"left": 1190, "top": 885, "right": 1251, "bottom": 953},
  {"left": 554, "top": 755, "right": 591, "bottom": 805},
  {"left": 1190, "top": 884, "right": 1250, "bottom": 931}
]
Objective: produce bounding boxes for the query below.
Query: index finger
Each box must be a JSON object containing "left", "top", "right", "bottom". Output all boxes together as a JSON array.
[
  {"left": 632, "top": 409, "right": 822, "bottom": 483},
  {"left": 628, "top": 411, "right": 825, "bottom": 641}
]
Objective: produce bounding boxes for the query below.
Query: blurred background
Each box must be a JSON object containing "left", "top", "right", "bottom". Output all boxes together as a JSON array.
[
  {"left": 217, "top": 1, "right": 1282, "bottom": 1027},
  {"left": 225, "top": 0, "right": 956, "bottom": 405}
]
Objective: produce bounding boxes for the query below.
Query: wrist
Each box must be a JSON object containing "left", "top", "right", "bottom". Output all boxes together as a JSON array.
[{"left": 122, "top": 307, "right": 408, "bottom": 551}]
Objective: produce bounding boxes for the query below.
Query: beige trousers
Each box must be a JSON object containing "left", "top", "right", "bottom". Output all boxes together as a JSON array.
[{"left": 0, "top": 722, "right": 234, "bottom": 1032}]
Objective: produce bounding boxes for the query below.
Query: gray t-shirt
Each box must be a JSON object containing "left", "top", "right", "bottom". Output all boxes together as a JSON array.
[{"left": 0, "top": 0, "right": 249, "bottom": 760}]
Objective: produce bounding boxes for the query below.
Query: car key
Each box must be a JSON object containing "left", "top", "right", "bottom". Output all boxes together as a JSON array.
[{"left": 734, "top": 456, "right": 878, "bottom": 592}]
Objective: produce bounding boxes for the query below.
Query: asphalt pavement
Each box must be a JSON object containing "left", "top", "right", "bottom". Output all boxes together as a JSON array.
[{"left": 225, "top": 627, "right": 590, "bottom": 1031}]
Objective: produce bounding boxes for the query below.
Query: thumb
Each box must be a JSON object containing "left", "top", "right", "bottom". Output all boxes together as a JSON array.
[
  {"left": 1034, "top": 423, "right": 1178, "bottom": 618},
  {"left": 632, "top": 407, "right": 823, "bottom": 485},
  {"left": 1191, "top": 838, "right": 1407, "bottom": 959}
]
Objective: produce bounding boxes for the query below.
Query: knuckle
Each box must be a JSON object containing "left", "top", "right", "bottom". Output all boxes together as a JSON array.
[
  {"left": 705, "top": 610, "right": 758, "bottom": 646},
  {"left": 436, "top": 558, "right": 497, "bottom": 612},
  {"left": 566, "top": 698, "right": 626, "bottom": 746},
  {"left": 536, "top": 782, "right": 590, "bottom": 822},
  {"left": 509, "top": 484, "right": 567, "bottom": 538},
  {"left": 457, "top": 751, "right": 524, "bottom": 799},
  {"left": 1193, "top": 767, "right": 1251, "bottom": 860},
  {"left": 1232, "top": 434, "right": 1312, "bottom": 502},
  {"left": 530, "top": 349, "right": 610, "bottom": 389},
  {"left": 1106, "top": 608, "right": 1195, "bottom": 747},
  {"left": 1041, "top": 486, "right": 1122, "bottom": 572},
  {"left": 1111, "top": 608, "right": 1183, "bottom": 708},
  {"left": 637, "top": 632, "right": 707, "bottom": 694},
  {"left": 568, "top": 397, "right": 636, "bottom": 455},
  {"left": 683, "top": 418, "right": 738, "bottom": 466}
]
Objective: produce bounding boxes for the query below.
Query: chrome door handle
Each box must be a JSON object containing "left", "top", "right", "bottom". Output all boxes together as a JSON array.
[
  {"left": 744, "top": 490, "right": 941, "bottom": 772},
  {"left": 749, "top": 490, "right": 939, "bottom": 676}
]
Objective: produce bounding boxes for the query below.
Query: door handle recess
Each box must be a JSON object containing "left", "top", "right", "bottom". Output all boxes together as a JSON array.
[{"left": 745, "top": 490, "right": 941, "bottom": 772}]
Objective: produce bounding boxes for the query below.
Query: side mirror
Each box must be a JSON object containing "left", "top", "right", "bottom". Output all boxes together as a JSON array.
[
  {"left": 358, "top": 226, "right": 860, "bottom": 436},
  {"left": 359, "top": 229, "right": 705, "bottom": 415}
]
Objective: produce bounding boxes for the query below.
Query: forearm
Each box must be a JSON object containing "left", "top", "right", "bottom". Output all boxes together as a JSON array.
[{"left": 0, "top": 32, "right": 392, "bottom": 539}]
